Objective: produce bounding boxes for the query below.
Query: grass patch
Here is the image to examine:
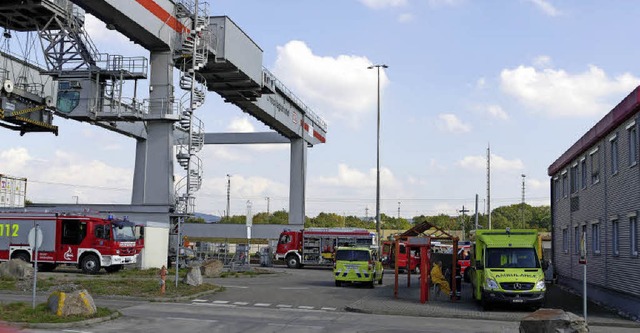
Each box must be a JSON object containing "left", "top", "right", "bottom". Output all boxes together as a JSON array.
[
  {"left": 0, "top": 302, "right": 114, "bottom": 324},
  {"left": 76, "top": 278, "right": 217, "bottom": 298}
]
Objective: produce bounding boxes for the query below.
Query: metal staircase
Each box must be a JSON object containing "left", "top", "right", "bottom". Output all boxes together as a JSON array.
[{"left": 174, "top": 0, "right": 209, "bottom": 215}]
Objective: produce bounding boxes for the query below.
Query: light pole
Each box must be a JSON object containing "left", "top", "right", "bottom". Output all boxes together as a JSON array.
[
  {"left": 265, "top": 197, "right": 270, "bottom": 222},
  {"left": 226, "top": 174, "right": 231, "bottom": 220},
  {"left": 72, "top": 196, "right": 78, "bottom": 204},
  {"left": 368, "top": 64, "right": 387, "bottom": 249},
  {"left": 397, "top": 201, "right": 401, "bottom": 219}
]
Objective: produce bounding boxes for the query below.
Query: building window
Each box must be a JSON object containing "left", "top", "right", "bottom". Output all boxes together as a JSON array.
[
  {"left": 581, "top": 158, "right": 587, "bottom": 189},
  {"left": 610, "top": 136, "right": 619, "bottom": 175},
  {"left": 592, "top": 222, "right": 600, "bottom": 255},
  {"left": 570, "top": 164, "right": 578, "bottom": 193},
  {"left": 612, "top": 219, "right": 619, "bottom": 256},
  {"left": 574, "top": 226, "right": 580, "bottom": 254},
  {"left": 631, "top": 216, "right": 638, "bottom": 257},
  {"left": 562, "top": 228, "right": 568, "bottom": 253},
  {"left": 562, "top": 173, "right": 568, "bottom": 198},
  {"left": 554, "top": 178, "right": 561, "bottom": 201},
  {"left": 629, "top": 125, "right": 638, "bottom": 166},
  {"left": 590, "top": 149, "right": 600, "bottom": 184}
]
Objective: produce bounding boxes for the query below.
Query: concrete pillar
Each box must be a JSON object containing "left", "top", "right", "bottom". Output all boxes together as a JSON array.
[
  {"left": 131, "top": 139, "right": 147, "bottom": 204},
  {"left": 289, "top": 138, "right": 306, "bottom": 225}
]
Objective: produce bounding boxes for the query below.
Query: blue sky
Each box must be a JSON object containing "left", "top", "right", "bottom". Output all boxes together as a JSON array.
[{"left": 2, "top": 0, "right": 640, "bottom": 218}]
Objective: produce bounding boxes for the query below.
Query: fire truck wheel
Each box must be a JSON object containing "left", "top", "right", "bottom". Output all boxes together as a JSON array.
[
  {"left": 105, "top": 265, "right": 123, "bottom": 273},
  {"left": 335, "top": 280, "right": 341, "bottom": 287},
  {"left": 286, "top": 255, "right": 300, "bottom": 269},
  {"left": 81, "top": 254, "right": 101, "bottom": 274},
  {"left": 12, "top": 252, "right": 30, "bottom": 263}
]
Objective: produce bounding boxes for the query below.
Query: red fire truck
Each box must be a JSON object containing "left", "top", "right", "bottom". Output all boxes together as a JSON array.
[
  {"left": 275, "top": 228, "right": 376, "bottom": 268},
  {"left": 0, "top": 212, "right": 144, "bottom": 274}
]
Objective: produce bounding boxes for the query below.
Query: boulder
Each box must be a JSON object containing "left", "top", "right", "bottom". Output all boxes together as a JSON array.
[
  {"left": 183, "top": 265, "right": 203, "bottom": 286},
  {"left": 201, "top": 259, "right": 224, "bottom": 277},
  {"left": 47, "top": 289, "right": 97, "bottom": 317},
  {"left": 519, "top": 308, "right": 588, "bottom": 333},
  {"left": 0, "top": 259, "right": 33, "bottom": 280}
]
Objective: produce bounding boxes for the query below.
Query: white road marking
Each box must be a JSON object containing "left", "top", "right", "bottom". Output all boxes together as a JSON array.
[
  {"left": 192, "top": 303, "right": 236, "bottom": 308},
  {"left": 321, "top": 307, "right": 337, "bottom": 311},
  {"left": 298, "top": 305, "right": 315, "bottom": 310},
  {"left": 276, "top": 304, "right": 293, "bottom": 308},
  {"left": 192, "top": 299, "right": 207, "bottom": 303},
  {"left": 279, "top": 287, "right": 309, "bottom": 290},
  {"left": 63, "top": 330, "right": 92, "bottom": 333},
  {"left": 222, "top": 285, "right": 249, "bottom": 289},
  {"left": 254, "top": 303, "right": 271, "bottom": 307},
  {"left": 268, "top": 323, "right": 324, "bottom": 330},
  {"left": 233, "top": 301, "right": 249, "bottom": 305},
  {"left": 167, "top": 317, "right": 218, "bottom": 323},
  {"left": 213, "top": 300, "right": 230, "bottom": 304}
]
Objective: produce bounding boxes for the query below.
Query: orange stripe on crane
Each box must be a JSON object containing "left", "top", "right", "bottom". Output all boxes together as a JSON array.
[{"left": 135, "top": 0, "right": 189, "bottom": 33}]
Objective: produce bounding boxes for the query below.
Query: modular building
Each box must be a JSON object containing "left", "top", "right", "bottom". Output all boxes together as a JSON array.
[{"left": 548, "top": 85, "right": 640, "bottom": 319}]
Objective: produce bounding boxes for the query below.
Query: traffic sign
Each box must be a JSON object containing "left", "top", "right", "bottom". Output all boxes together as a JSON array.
[{"left": 28, "top": 227, "right": 43, "bottom": 250}]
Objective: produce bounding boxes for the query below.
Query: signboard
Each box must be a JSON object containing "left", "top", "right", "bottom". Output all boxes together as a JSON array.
[
  {"left": 0, "top": 174, "right": 27, "bottom": 208},
  {"left": 579, "top": 230, "right": 587, "bottom": 264},
  {"left": 28, "top": 226, "right": 43, "bottom": 250}
]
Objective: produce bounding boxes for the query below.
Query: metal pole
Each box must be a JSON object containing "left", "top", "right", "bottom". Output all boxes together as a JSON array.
[
  {"left": 368, "top": 64, "right": 387, "bottom": 251},
  {"left": 474, "top": 194, "right": 479, "bottom": 230},
  {"left": 583, "top": 263, "right": 587, "bottom": 322},
  {"left": 175, "top": 216, "right": 182, "bottom": 288},
  {"left": 32, "top": 224, "right": 39, "bottom": 309},
  {"left": 397, "top": 201, "right": 400, "bottom": 219},
  {"left": 521, "top": 174, "right": 526, "bottom": 228},
  {"left": 487, "top": 144, "right": 491, "bottom": 229},
  {"left": 226, "top": 174, "right": 231, "bottom": 220}
]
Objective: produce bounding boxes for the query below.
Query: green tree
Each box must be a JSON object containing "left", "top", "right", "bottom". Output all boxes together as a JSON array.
[
  {"left": 186, "top": 216, "right": 205, "bottom": 223},
  {"left": 345, "top": 216, "right": 374, "bottom": 229},
  {"left": 307, "top": 212, "right": 343, "bottom": 228}
]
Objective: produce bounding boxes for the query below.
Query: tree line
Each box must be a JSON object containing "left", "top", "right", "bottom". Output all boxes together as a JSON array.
[{"left": 187, "top": 204, "right": 550, "bottom": 238}]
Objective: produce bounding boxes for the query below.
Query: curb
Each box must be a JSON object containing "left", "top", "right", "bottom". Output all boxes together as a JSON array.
[{"left": 11, "top": 310, "right": 121, "bottom": 330}]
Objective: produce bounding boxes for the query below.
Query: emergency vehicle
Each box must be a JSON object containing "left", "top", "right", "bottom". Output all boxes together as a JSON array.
[
  {"left": 275, "top": 228, "right": 376, "bottom": 268},
  {"left": 468, "top": 228, "right": 546, "bottom": 310},
  {"left": 381, "top": 240, "right": 420, "bottom": 273},
  {"left": 334, "top": 246, "right": 383, "bottom": 288},
  {"left": 0, "top": 212, "right": 144, "bottom": 274}
]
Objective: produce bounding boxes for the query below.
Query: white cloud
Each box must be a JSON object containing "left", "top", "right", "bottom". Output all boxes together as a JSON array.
[
  {"left": 273, "top": 40, "right": 388, "bottom": 126},
  {"left": 500, "top": 59, "right": 640, "bottom": 118},
  {"left": 476, "top": 77, "right": 486, "bottom": 89},
  {"left": 533, "top": 55, "right": 552, "bottom": 69},
  {"left": 486, "top": 105, "right": 509, "bottom": 120},
  {"left": 457, "top": 153, "right": 524, "bottom": 172},
  {"left": 227, "top": 117, "right": 255, "bottom": 132},
  {"left": 316, "top": 163, "right": 396, "bottom": 189},
  {"left": 436, "top": 114, "right": 471, "bottom": 133},
  {"left": 398, "top": 13, "right": 414, "bottom": 23},
  {"left": 527, "top": 178, "right": 547, "bottom": 190},
  {"left": 428, "top": 0, "right": 465, "bottom": 7},
  {"left": 359, "top": 0, "right": 408, "bottom": 9},
  {"left": 528, "top": 0, "right": 561, "bottom": 17},
  {"left": 84, "top": 14, "right": 130, "bottom": 45},
  {"left": 0, "top": 148, "right": 132, "bottom": 204}
]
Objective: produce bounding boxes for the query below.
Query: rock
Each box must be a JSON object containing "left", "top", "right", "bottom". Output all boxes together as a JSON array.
[
  {"left": 519, "top": 308, "right": 588, "bottom": 333},
  {"left": 0, "top": 259, "right": 33, "bottom": 280},
  {"left": 183, "top": 265, "right": 203, "bottom": 286},
  {"left": 47, "top": 289, "right": 97, "bottom": 317},
  {"left": 200, "top": 259, "right": 224, "bottom": 277}
]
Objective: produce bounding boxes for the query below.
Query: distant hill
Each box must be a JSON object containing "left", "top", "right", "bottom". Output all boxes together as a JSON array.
[{"left": 194, "top": 212, "right": 222, "bottom": 223}]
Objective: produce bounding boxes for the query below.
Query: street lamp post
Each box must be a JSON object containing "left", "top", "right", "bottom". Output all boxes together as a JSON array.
[
  {"left": 368, "top": 64, "right": 387, "bottom": 249},
  {"left": 226, "top": 174, "right": 231, "bottom": 220}
]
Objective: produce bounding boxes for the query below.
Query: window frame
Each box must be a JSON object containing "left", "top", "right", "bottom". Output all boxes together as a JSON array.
[
  {"left": 590, "top": 148, "right": 600, "bottom": 184},
  {"left": 612, "top": 218, "right": 619, "bottom": 256},
  {"left": 610, "top": 134, "right": 619, "bottom": 175},
  {"left": 562, "top": 228, "right": 568, "bottom": 253},
  {"left": 561, "top": 171, "right": 568, "bottom": 198},
  {"left": 591, "top": 221, "right": 601, "bottom": 255},
  {"left": 627, "top": 121, "right": 638, "bottom": 167},
  {"left": 570, "top": 164, "right": 579, "bottom": 194},
  {"left": 580, "top": 157, "right": 587, "bottom": 189},
  {"left": 631, "top": 214, "right": 638, "bottom": 257}
]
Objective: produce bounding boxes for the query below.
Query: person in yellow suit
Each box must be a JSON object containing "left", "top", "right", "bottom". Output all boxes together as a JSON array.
[{"left": 430, "top": 260, "right": 451, "bottom": 295}]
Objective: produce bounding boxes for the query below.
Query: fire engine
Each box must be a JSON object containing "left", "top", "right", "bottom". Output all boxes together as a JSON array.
[
  {"left": 275, "top": 228, "right": 376, "bottom": 268},
  {"left": 0, "top": 212, "right": 144, "bottom": 274}
]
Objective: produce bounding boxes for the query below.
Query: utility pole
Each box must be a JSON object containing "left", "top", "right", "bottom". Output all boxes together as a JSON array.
[
  {"left": 365, "top": 206, "right": 369, "bottom": 220},
  {"left": 459, "top": 205, "right": 469, "bottom": 240},
  {"left": 521, "top": 174, "right": 526, "bottom": 229},
  {"left": 397, "top": 201, "right": 401, "bottom": 219},
  {"left": 474, "top": 194, "right": 479, "bottom": 231},
  {"left": 265, "top": 196, "right": 270, "bottom": 223},
  {"left": 226, "top": 174, "right": 231, "bottom": 220}
]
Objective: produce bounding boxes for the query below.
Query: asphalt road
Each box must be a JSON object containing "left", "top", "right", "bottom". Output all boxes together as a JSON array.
[{"left": 4, "top": 264, "right": 639, "bottom": 332}]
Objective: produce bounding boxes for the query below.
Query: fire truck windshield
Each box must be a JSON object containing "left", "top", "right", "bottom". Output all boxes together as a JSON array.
[{"left": 112, "top": 222, "right": 137, "bottom": 241}]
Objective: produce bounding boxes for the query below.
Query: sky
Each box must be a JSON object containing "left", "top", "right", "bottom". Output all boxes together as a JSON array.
[{"left": 2, "top": 0, "right": 640, "bottom": 219}]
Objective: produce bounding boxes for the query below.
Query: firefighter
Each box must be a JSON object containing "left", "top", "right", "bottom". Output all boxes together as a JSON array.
[{"left": 430, "top": 260, "right": 451, "bottom": 296}]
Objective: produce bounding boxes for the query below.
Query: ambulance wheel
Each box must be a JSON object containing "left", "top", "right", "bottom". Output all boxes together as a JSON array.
[
  {"left": 286, "top": 255, "right": 300, "bottom": 269},
  {"left": 81, "top": 254, "right": 101, "bottom": 274},
  {"left": 12, "top": 252, "right": 30, "bottom": 263},
  {"left": 481, "top": 297, "right": 492, "bottom": 311},
  {"left": 335, "top": 280, "right": 341, "bottom": 287},
  {"left": 105, "top": 265, "right": 123, "bottom": 273},
  {"left": 378, "top": 272, "right": 384, "bottom": 285},
  {"left": 368, "top": 281, "right": 375, "bottom": 289}
]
